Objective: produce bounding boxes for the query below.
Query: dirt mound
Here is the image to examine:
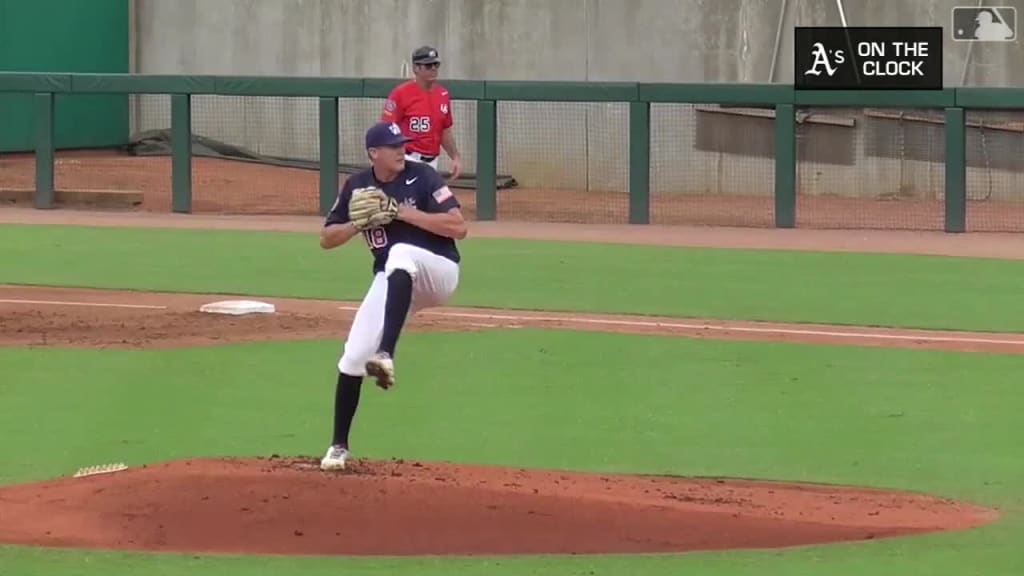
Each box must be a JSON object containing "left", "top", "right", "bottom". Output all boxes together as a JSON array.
[{"left": 0, "top": 456, "right": 996, "bottom": 556}]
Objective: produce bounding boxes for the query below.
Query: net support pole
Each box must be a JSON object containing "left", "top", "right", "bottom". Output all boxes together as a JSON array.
[
  {"left": 628, "top": 100, "right": 650, "bottom": 224},
  {"left": 319, "top": 97, "right": 339, "bottom": 216},
  {"left": 475, "top": 100, "right": 497, "bottom": 221},
  {"left": 34, "top": 92, "right": 55, "bottom": 209},
  {"left": 171, "top": 93, "right": 192, "bottom": 214},
  {"left": 774, "top": 103, "right": 796, "bottom": 228},
  {"left": 944, "top": 106, "right": 966, "bottom": 233}
]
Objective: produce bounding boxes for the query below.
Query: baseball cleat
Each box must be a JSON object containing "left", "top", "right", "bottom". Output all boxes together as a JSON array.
[
  {"left": 365, "top": 352, "right": 396, "bottom": 390},
  {"left": 320, "top": 444, "right": 350, "bottom": 471}
]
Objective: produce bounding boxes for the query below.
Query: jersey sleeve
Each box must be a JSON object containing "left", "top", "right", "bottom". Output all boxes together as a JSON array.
[
  {"left": 442, "top": 95, "right": 453, "bottom": 129},
  {"left": 421, "top": 168, "right": 460, "bottom": 213},
  {"left": 381, "top": 86, "right": 404, "bottom": 122},
  {"left": 324, "top": 180, "right": 355, "bottom": 226}
]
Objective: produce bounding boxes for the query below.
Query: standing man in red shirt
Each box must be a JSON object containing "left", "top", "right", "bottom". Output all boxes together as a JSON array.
[{"left": 381, "top": 45, "right": 462, "bottom": 181}]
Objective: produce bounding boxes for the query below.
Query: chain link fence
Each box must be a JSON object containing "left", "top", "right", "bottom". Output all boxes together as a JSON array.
[{"left": 495, "top": 101, "right": 629, "bottom": 224}]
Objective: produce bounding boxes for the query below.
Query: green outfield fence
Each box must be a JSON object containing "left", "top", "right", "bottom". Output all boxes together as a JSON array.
[{"left": 2, "top": 72, "right": 1024, "bottom": 232}]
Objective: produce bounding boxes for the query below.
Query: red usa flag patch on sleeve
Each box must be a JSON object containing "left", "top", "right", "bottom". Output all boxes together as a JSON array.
[{"left": 432, "top": 186, "right": 453, "bottom": 203}]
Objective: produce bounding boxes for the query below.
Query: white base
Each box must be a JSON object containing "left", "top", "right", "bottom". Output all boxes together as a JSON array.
[{"left": 199, "top": 299, "right": 276, "bottom": 316}]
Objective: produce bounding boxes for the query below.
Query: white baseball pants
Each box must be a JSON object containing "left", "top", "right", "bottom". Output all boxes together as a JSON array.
[{"left": 337, "top": 243, "right": 459, "bottom": 376}]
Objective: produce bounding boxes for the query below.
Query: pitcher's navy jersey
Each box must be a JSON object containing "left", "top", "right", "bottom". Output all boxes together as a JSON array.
[{"left": 324, "top": 162, "right": 461, "bottom": 274}]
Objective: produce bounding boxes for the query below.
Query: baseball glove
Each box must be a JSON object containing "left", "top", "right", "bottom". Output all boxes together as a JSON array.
[{"left": 348, "top": 187, "right": 398, "bottom": 230}]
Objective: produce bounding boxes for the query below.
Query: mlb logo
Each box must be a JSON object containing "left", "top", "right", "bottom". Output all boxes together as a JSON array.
[{"left": 952, "top": 6, "right": 1016, "bottom": 41}]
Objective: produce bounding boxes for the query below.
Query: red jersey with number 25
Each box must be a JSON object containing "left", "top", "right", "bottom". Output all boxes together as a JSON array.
[{"left": 380, "top": 80, "right": 452, "bottom": 157}]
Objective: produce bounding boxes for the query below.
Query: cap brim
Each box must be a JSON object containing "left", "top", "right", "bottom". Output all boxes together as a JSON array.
[{"left": 414, "top": 57, "right": 441, "bottom": 65}]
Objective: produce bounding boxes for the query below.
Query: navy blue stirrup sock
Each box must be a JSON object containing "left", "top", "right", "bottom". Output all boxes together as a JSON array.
[
  {"left": 378, "top": 269, "right": 413, "bottom": 357},
  {"left": 332, "top": 372, "right": 363, "bottom": 447}
]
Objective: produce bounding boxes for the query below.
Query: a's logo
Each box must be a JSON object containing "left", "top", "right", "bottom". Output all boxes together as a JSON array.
[
  {"left": 389, "top": 122, "right": 401, "bottom": 135},
  {"left": 794, "top": 27, "right": 942, "bottom": 90},
  {"left": 804, "top": 42, "right": 845, "bottom": 77},
  {"left": 953, "top": 6, "right": 1017, "bottom": 41},
  {"left": 440, "top": 104, "right": 449, "bottom": 114}
]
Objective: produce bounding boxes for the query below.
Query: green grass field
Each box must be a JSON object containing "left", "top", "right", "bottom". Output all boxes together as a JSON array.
[
  {"left": 3, "top": 224, "right": 1024, "bottom": 331},
  {"left": 1, "top": 224, "right": 1021, "bottom": 575}
]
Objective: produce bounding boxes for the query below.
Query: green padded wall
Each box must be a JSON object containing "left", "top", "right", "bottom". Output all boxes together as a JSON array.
[{"left": 0, "top": 0, "right": 129, "bottom": 152}]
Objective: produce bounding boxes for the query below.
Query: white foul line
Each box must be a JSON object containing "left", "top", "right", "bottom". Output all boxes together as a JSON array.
[
  {"left": 337, "top": 306, "right": 1024, "bottom": 347},
  {"left": 0, "top": 298, "right": 167, "bottom": 310}
]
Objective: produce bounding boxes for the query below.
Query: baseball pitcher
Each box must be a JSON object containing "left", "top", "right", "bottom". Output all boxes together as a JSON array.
[{"left": 318, "top": 121, "right": 467, "bottom": 471}]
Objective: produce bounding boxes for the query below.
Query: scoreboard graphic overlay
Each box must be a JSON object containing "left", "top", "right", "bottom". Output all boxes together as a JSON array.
[{"left": 795, "top": 27, "right": 944, "bottom": 90}]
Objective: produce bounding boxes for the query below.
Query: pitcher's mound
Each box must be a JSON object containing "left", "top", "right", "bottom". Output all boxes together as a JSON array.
[{"left": 0, "top": 457, "right": 996, "bottom": 556}]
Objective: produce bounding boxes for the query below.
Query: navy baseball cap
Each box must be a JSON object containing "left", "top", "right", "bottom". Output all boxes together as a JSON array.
[{"left": 365, "top": 121, "right": 411, "bottom": 149}]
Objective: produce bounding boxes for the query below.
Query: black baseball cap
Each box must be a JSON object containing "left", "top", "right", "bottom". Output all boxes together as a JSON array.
[
  {"left": 412, "top": 45, "right": 441, "bottom": 65},
  {"left": 365, "top": 122, "right": 411, "bottom": 149}
]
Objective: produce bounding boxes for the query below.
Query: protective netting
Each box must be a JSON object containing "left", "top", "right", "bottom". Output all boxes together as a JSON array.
[
  {"left": 132, "top": 94, "right": 171, "bottom": 138},
  {"left": 339, "top": 97, "right": 387, "bottom": 168},
  {"left": 0, "top": 95, "right": 164, "bottom": 210},
  {"left": 495, "top": 101, "right": 629, "bottom": 224},
  {"left": 0, "top": 150, "right": 35, "bottom": 207},
  {"left": 14, "top": 92, "right": 1018, "bottom": 232},
  {"left": 188, "top": 95, "right": 320, "bottom": 214},
  {"left": 124, "top": 94, "right": 486, "bottom": 217},
  {"left": 443, "top": 99, "right": 477, "bottom": 216},
  {"left": 651, "top": 103, "right": 774, "bottom": 227},
  {"left": 22, "top": 93, "right": 169, "bottom": 210},
  {"left": 964, "top": 109, "right": 1024, "bottom": 233},
  {"left": 795, "top": 107, "right": 945, "bottom": 231}
]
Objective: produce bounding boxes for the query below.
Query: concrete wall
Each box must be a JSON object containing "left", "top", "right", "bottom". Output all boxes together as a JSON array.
[{"left": 132, "top": 0, "right": 1024, "bottom": 203}]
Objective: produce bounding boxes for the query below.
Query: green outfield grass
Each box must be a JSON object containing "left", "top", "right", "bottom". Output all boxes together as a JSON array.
[
  {"left": 1, "top": 222, "right": 1021, "bottom": 575},
  {"left": 1, "top": 223, "right": 1023, "bottom": 331},
  {"left": 0, "top": 331, "right": 1021, "bottom": 575}
]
